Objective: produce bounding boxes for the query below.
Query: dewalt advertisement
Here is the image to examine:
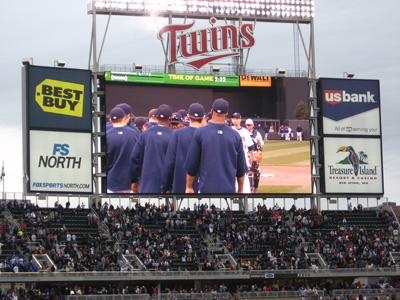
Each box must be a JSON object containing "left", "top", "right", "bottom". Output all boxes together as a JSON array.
[{"left": 23, "top": 65, "right": 92, "bottom": 194}]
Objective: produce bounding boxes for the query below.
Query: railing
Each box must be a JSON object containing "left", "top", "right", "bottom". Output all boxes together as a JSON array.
[
  {"left": 235, "top": 290, "right": 327, "bottom": 299},
  {"left": 92, "top": 208, "right": 110, "bottom": 234},
  {"left": 305, "top": 252, "right": 327, "bottom": 269},
  {"left": 0, "top": 267, "right": 398, "bottom": 283},
  {"left": 389, "top": 205, "right": 400, "bottom": 228},
  {"left": 3, "top": 205, "right": 22, "bottom": 232},
  {"left": 1, "top": 195, "right": 390, "bottom": 213},
  {"left": 331, "top": 288, "right": 400, "bottom": 296},
  {"left": 123, "top": 254, "right": 147, "bottom": 271},
  {"left": 216, "top": 253, "right": 237, "bottom": 268},
  {"left": 159, "top": 293, "right": 231, "bottom": 300},
  {"left": 390, "top": 252, "right": 400, "bottom": 264},
  {"left": 67, "top": 295, "right": 152, "bottom": 300},
  {"left": 33, "top": 254, "right": 57, "bottom": 271},
  {"left": 67, "top": 293, "right": 231, "bottom": 300}
]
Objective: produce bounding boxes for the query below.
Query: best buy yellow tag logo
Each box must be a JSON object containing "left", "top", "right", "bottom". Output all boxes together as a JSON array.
[{"left": 35, "top": 79, "right": 84, "bottom": 117}]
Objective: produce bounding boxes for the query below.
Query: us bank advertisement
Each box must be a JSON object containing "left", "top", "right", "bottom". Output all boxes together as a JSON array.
[
  {"left": 319, "top": 78, "right": 381, "bottom": 136},
  {"left": 23, "top": 65, "right": 92, "bottom": 193},
  {"left": 323, "top": 137, "right": 383, "bottom": 194}
]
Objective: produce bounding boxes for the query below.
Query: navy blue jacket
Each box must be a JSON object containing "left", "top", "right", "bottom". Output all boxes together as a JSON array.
[
  {"left": 184, "top": 123, "right": 248, "bottom": 194},
  {"left": 130, "top": 125, "right": 173, "bottom": 193}
]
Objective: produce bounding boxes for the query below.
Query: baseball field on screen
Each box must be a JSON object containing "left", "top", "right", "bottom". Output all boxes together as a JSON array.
[{"left": 258, "top": 140, "right": 312, "bottom": 194}]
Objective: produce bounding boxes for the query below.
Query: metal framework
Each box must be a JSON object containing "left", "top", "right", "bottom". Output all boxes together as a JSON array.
[{"left": 87, "top": 0, "right": 320, "bottom": 209}]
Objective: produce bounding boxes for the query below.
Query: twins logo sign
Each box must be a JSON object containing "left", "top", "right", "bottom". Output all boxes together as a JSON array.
[{"left": 158, "top": 17, "right": 255, "bottom": 70}]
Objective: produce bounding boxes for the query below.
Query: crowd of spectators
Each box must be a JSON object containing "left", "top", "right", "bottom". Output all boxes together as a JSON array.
[
  {"left": 299, "top": 206, "right": 400, "bottom": 269},
  {"left": 0, "top": 281, "right": 398, "bottom": 300},
  {"left": 98, "top": 202, "right": 211, "bottom": 271},
  {"left": 2, "top": 200, "right": 400, "bottom": 273}
]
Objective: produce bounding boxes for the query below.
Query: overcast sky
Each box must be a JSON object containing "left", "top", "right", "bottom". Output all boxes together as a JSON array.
[{"left": 0, "top": 1, "right": 399, "bottom": 205}]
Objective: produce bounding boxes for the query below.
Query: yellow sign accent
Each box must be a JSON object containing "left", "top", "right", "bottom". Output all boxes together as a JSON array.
[
  {"left": 35, "top": 79, "right": 85, "bottom": 117},
  {"left": 240, "top": 76, "right": 272, "bottom": 87}
]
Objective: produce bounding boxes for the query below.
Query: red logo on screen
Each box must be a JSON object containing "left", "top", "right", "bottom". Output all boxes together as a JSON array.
[
  {"left": 324, "top": 90, "right": 342, "bottom": 105},
  {"left": 158, "top": 18, "right": 255, "bottom": 70}
]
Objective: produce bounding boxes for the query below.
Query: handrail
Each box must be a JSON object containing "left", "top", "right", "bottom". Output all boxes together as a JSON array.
[
  {"left": 0, "top": 266, "right": 397, "bottom": 280},
  {"left": 4, "top": 205, "right": 22, "bottom": 231},
  {"left": 158, "top": 292, "right": 231, "bottom": 300},
  {"left": 67, "top": 294, "right": 152, "bottom": 300},
  {"left": 235, "top": 290, "right": 327, "bottom": 298},
  {"left": 92, "top": 208, "right": 110, "bottom": 233},
  {"left": 331, "top": 288, "right": 400, "bottom": 296},
  {"left": 389, "top": 205, "right": 400, "bottom": 229}
]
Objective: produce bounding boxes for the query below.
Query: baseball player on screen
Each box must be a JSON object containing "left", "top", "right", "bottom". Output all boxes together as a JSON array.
[
  {"left": 232, "top": 112, "right": 255, "bottom": 193},
  {"left": 184, "top": 98, "right": 248, "bottom": 194},
  {"left": 107, "top": 107, "right": 140, "bottom": 193},
  {"left": 130, "top": 104, "right": 173, "bottom": 193},
  {"left": 106, "top": 103, "right": 141, "bottom": 134},
  {"left": 161, "top": 103, "right": 205, "bottom": 194}
]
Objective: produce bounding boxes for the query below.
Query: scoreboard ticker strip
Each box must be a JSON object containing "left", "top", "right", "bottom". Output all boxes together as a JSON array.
[{"left": 105, "top": 71, "right": 271, "bottom": 88}]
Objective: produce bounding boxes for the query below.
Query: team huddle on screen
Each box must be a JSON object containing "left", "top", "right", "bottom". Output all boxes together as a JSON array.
[{"left": 106, "top": 98, "right": 264, "bottom": 194}]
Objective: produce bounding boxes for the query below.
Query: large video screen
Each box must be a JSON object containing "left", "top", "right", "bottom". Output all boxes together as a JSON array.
[{"left": 104, "top": 72, "right": 312, "bottom": 196}]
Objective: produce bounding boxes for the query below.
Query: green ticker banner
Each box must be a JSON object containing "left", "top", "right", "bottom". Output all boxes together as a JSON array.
[{"left": 104, "top": 71, "right": 239, "bottom": 87}]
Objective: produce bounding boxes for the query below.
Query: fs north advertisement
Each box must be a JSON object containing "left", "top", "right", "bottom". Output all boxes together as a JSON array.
[
  {"left": 29, "top": 131, "right": 92, "bottom": 193},
  {"left": 319, "top": 78, "right": 381, "bottom": 136},
  {"left": 23, "top": 65, "right": 93, "bottom": 194},
  {"left": 323, "top": 137, "right": 383, "bottom": 194}
]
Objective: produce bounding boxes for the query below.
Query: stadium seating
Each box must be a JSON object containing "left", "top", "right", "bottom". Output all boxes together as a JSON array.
[{"left": 1, "top": 200, "right": 400, "bottom": 299}]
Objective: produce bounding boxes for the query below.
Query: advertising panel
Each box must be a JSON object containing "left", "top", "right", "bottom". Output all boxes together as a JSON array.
[
  {"left": 319, "top": 78, "right": 380, "bottom": 136},
  {"left": 27, "top": 66, "right": 92, "bottom": 131},
  {"left": 22, "top": 65, "right": 93, "bottom": 194},
  {"left": 104, "top": 72, "right": 312, "bottom": 196},
  {"left": 29, "top": 130, "right": 92, "bottom": 193},
  {"left": 323, "top": 137, "right": 383, "bottom": 194}
]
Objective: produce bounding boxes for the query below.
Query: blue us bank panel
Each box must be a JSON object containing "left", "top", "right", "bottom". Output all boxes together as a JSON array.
[{"left": 318, "top": 78, "right": 381, "bottom": 137}]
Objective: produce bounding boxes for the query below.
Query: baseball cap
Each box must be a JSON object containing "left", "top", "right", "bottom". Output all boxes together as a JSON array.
[
  {"left": 178, "top": 109, "right": 188, "bottom": 118},
  {"left": 188, "top": 103, "right": 205, "bottom": 117},
  {"left": 225, "top": 118, "right": 233, "bottom": 126},
  {"left": 232, "top": 112, "right": 242, "bottom": 119},
  {"left": 212, "top": 98, "right": 229, "bottom": 114},
  {"left": 206, "top": 112, "right": 212, "bottom": 121},
  {"left": 171, "top": 112, "right": 183, "bottom": 124},
  {"left": 134, "top": 117, "right": 148, "bottom": 128},
  {"left": 110, "top": 107, "right": 125, "bottom": 120},
  {"left": 157, "top": 104, "right": 173, "bottom": 119},
  {"left": 150, "top": 108, "right": 158, "bottom": 118},
  {"left": 245, "top": 119, "right": 254, "bottom": 125},
  {"left": 116, "top": 103, "right": 134, "bottom": 117}
]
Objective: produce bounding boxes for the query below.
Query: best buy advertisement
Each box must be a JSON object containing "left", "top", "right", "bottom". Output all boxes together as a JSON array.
[{"left": 27, "top": 66, "right": 91, "bottom": 130}]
